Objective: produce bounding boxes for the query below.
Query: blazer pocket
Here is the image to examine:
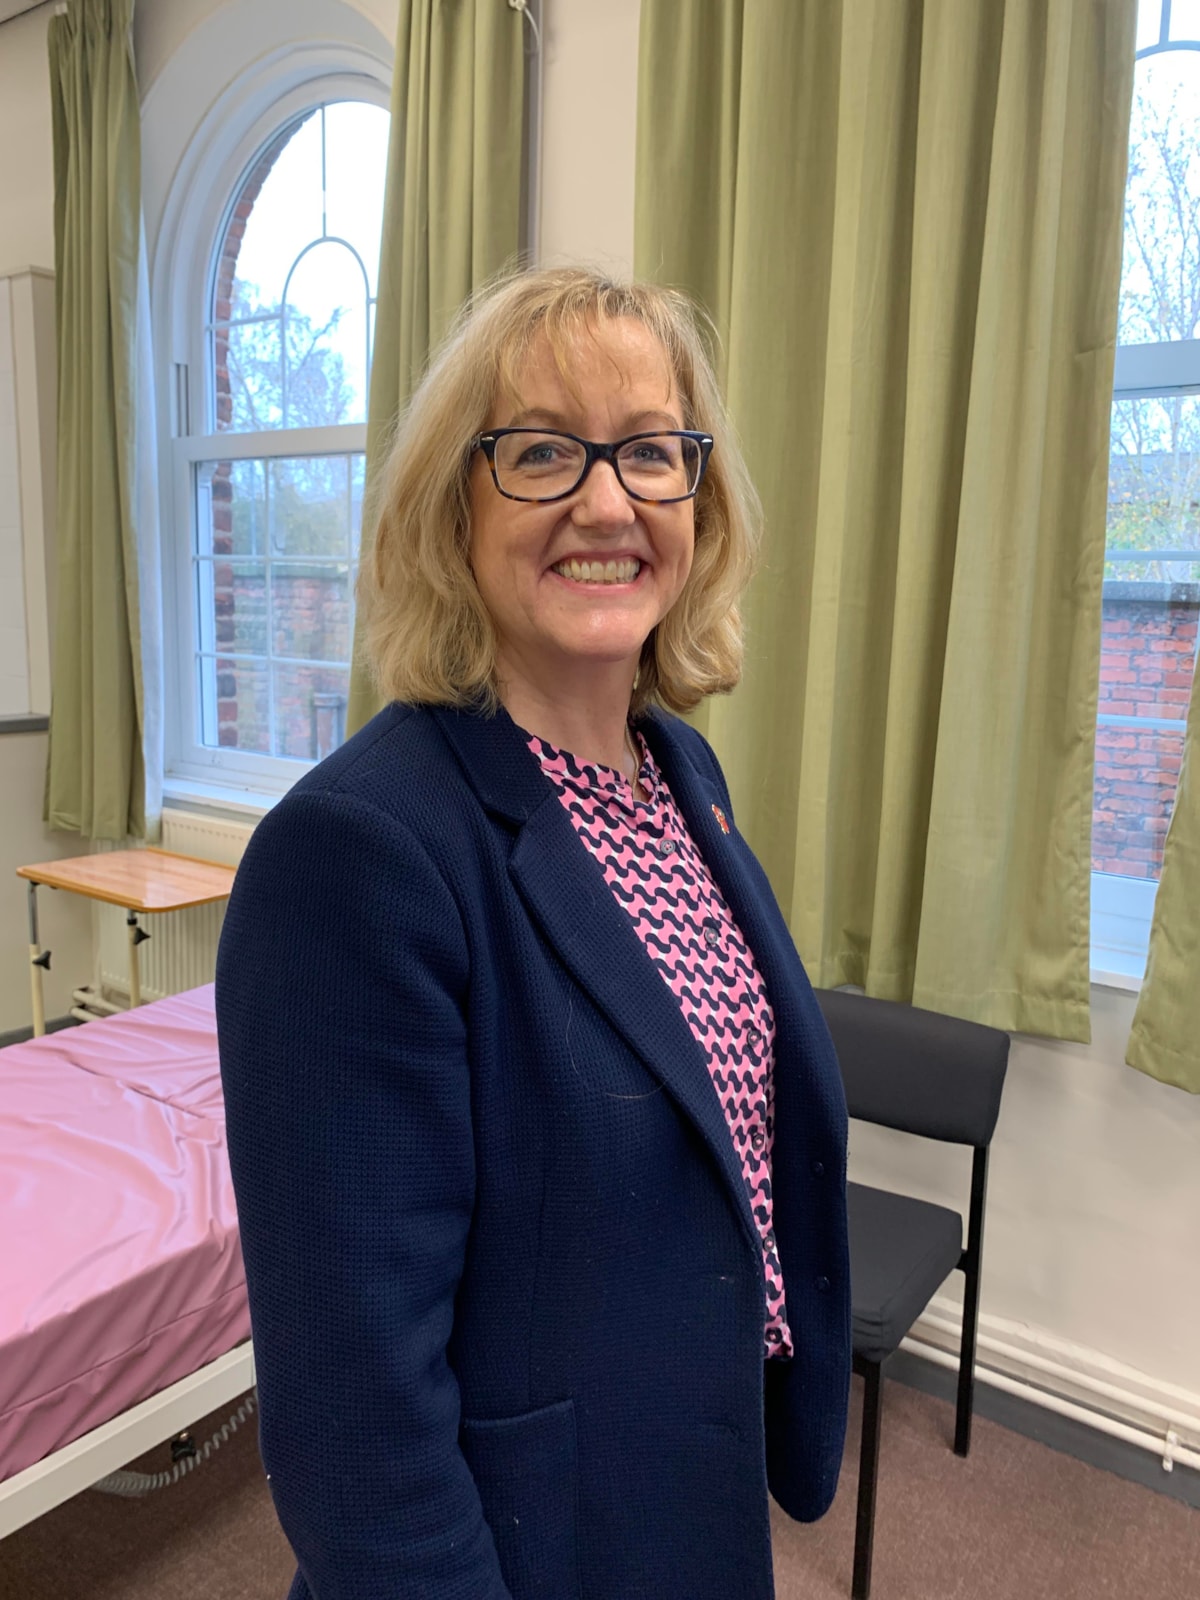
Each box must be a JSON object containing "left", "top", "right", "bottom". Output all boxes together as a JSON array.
[{"left": 460, "top": 1398, "right": 581, "bottom": 1600}]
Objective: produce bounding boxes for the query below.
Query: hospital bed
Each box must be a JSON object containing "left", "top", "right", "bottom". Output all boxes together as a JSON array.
[{"left": 0, "top": 985, "right": 253, "bottom": 1537}]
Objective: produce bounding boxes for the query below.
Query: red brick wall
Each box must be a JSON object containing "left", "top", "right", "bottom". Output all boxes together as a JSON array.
[{"left": 1092, "top": 589, "right": 1198, "bottom": 878}]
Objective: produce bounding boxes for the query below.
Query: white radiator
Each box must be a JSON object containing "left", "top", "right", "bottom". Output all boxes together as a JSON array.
[{"left": 96, "top": 811, "right": 257, "bottom": 1002}]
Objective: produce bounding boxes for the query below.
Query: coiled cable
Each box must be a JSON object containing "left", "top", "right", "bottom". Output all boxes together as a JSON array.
[{"left": 90, "top": 1389, "right": 258, "bottom": 1497}]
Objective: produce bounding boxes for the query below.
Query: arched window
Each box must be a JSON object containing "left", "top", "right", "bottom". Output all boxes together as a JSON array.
[
  {"left": 162, "top": 85, "right": 390, "bottom": 794},
  {"left": 1092, "top": 0, "right": 1200, "bottom": 974}
]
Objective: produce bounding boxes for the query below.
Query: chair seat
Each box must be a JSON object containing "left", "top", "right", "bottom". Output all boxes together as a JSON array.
[{"left": 848, "top": 1181, "right": 963, "bottom": 1363}]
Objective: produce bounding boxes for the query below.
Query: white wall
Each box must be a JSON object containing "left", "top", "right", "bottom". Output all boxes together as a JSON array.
[{"left": 0, "top": 0, "right": 1195, "bottom": 1436}]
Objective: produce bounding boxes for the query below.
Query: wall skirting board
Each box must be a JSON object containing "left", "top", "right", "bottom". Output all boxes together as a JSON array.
[{"left": 904, "top": 1295, "right": 1200, "bottom": 1493}]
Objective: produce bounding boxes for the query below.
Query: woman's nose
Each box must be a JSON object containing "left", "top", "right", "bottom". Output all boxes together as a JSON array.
[{"left": 571, "top": 459, "right": 637, "bottom": 526}]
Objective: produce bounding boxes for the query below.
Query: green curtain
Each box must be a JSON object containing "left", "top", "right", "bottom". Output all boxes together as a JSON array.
[
  {"left": 45, "top": 0, "right": 146, "bottom": 841},
  {"left": 1127, "top": 679, "right": 1200, "bottom": 1092},
  {"left": 636, "top": 0, "right": 1136, "bottom": 1040},
  {"left": 346, "top": 0, "right": 527, "bottom": 733}
]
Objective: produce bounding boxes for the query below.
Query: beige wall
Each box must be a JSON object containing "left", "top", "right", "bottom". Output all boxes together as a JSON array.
[
  {"left": 0, "top": 732, "right": 93, "bottom": 1033},
  {"left": 540, "top": 0, "right": 640, "bottom": 272},
  {"left": 0, "top": 6, "right": 55, "bottom": 273}
]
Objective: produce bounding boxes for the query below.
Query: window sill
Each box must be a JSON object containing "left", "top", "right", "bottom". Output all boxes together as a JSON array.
[
  {"left": 162, "top": 776, "right": 278, "bottom": 822},
  {"left": 1089, "top": 966, "right": 1143, "bottom": 996}
]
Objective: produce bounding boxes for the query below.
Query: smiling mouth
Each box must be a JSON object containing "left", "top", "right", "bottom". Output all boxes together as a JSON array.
[{"left": 551, "top": 558, "right": 642, "bottom": 584}]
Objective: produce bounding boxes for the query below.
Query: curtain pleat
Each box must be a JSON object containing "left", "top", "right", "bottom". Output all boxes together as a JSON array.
[
  {"left": 1126, "top": 678, "right": 1200, "bottom": 1091},
  {"left": 636, "top": 0, "right": 1136, "bottom": 1040},
  {"left": 45, "top": 0, "right": 145, "bottom": 841},
  {"left": 346, "top": 0, "right": 527, "bottom": 734}
]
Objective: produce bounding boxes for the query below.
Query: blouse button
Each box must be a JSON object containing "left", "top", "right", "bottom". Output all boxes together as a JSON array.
[
  {"left": 750, "top": 1127, "right": 766, "bottom": 1151},
  {"left": 746, "top": 1025, "right": 762, "bottom": 1049},
  {"left": 703, "top": 920, "right": 721, "bottom": 948},
  {"left": 657, "top": 837, "right": 677, "bottom": 858}
]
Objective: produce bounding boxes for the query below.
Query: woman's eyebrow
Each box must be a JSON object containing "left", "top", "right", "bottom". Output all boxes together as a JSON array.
[{"left": 504, "top": 407, "right": 683, "bottom": 431}]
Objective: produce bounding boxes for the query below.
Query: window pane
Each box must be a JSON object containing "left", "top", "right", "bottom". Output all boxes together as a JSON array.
[
  {"left": 283, "top": 242, "right": 368, "bottom": 426},
  {"left": 200, "top": 655, "right": 270, "bottom": 752},
  {"left": 196, "top": 459, "right": 267, "bottom": 557},
  {"left": 1119, "top": 51, "right": 1200, "bottom": 345},
  {"left": 198, "top": 560, "right": 267, "bottom": 655},
  {"left": 323, "top": 102, "right": 389, "bottom": 297},
  {"left": 1094, "top": 586, "right": 1196, "bottom": 882},
  {"left": 192, "top": 453, "right": 363, "bottom": 762},
  {"left": 209, "top": 101, "right": 389, "bottom": 434},
  {"left": 1094, "top": 396, "right": 1200, "bottom": 881},
  {"left": 1136, "top": 1, "right": 1163, "bottom": 53},
  {"left": 271, "top": 562, "right": 353, "bottom": 662},
  {"left": 216, "top": 317, "right": 283, "bottom": 433},
  {"left": 1106, "top": 395, "right": 1200, "bottom": 577},
  {"left": 272, "top": 663, "right": 351, "bottom": 761},
  {"left": 231, "top": 112, "right": 323, "bottom": 316},
  {"left": 1094, "top": 721, "right": 1187, "bottom": 879},
  {"left": 268, "top": 456, "right": 351, "bottom": 558}
]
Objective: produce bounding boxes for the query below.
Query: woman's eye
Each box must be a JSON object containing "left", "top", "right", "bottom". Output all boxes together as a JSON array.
[
  {"left": 625, "top": 440, "right": 675, "bottom": 467},
  {"left": 516, "top": 442, "right": 567, "bottom": 468}
]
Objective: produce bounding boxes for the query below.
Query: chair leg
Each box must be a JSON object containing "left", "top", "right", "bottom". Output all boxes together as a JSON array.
[
  {"left": 956, "top": 1147, "right": 990, "bottom": 1457},
  {"left": 853, "top": 1360, "right": 884, "bottom": 1600},
  {"left": 954, "top": 1331, "right": 975, "bottom": 1458}
]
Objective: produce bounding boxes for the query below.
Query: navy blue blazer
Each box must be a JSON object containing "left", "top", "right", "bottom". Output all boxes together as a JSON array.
[{"left": 216, "top": 701, "right": 850, "bottom": 1600}]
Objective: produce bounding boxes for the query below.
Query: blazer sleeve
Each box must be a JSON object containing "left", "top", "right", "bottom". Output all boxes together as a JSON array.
[{"left": 216, "top": 788, "right": 512, "bottom": 1600}]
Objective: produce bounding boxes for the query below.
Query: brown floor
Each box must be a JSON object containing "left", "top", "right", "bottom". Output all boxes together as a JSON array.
[{"left": 2, "top": 1379, "right": 1197, "bottom": 1599}]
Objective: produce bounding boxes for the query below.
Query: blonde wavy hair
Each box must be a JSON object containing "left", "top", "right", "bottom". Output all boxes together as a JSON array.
[{"left": 358, "top": 265, "right": 762, "bottom": 716}]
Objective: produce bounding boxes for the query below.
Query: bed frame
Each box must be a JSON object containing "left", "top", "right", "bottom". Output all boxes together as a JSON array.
[{"left": 0, "top": 1342, "right": 256, "bottom": 1539}]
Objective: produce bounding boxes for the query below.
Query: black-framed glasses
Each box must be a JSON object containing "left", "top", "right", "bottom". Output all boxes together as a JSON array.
[{"left": 472, "top": 427, "right": 714, "bottom": 503}]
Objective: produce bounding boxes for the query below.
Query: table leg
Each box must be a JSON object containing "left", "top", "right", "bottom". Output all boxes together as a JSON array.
[
  {"left": 27, "top": 882, "right": 50, "bottom": 1038},
  {"left": 126, "top": 911, "right": 146, "bottom": 1007}
]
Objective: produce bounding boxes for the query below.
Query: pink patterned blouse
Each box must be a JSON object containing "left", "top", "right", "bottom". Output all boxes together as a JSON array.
[{"left": 529, "top": 729, "right": 794, "bottom": 1360}]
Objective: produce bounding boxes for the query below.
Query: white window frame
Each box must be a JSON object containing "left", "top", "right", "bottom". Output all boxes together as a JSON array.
[
  {"left": 151, "top": 50, "right": 391, "bottom": 801},
  {"left": 1090, "top": 12, "right": 1200, "bottom": 984}
]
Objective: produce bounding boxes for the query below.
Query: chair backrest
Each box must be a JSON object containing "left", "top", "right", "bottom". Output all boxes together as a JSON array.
[{"left": 815, "top": 989, "right": 1009, "bottom": 1148}]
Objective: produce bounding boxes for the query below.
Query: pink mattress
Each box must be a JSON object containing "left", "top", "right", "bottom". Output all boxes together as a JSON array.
[{"left": 0, "top": 985, "right": 249, "bottom": 1481}]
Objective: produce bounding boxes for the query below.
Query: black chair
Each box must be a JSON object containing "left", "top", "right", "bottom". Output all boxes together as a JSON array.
[{"left": 815, "top": 989, "right": 1009, "bottom": 1600}]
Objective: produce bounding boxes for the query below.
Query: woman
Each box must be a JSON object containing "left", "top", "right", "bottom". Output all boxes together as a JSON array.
[{"left": 217, "top": 267, "right": 850, "bottom": 1600}]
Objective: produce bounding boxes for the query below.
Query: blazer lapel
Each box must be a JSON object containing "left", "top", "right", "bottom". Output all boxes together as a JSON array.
[{"left": 430, "top": 703, "right": 759, "bottom": 1255}]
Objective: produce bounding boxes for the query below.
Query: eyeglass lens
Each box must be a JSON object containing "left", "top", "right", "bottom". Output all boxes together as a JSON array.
[{"left": 491, "top": 432, "right": 702, "bottom": 501}]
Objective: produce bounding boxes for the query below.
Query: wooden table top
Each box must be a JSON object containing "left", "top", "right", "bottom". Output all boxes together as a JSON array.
[{"left": 17, "top": 848, "right": 237, "bottom": 912}]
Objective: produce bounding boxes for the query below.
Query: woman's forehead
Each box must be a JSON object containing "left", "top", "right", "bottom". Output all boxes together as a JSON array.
[{"left": 499, "top": 315, "right": 679, "bottom": 418}]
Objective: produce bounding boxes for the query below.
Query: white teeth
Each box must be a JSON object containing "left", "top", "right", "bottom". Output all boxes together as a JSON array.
[{"left": 554, "top": 558, "right": 641, "bottom": 584}]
